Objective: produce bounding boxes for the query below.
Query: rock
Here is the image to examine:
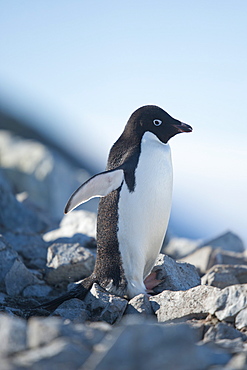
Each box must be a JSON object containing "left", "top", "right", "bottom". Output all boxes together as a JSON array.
[
  {"left": 22, "top": 284, "right": 53, "bottom": 298},
  {"left": 45, "top": 243, "right": 95, "bottom": 284},
  {"left": 43, "top": 210, "right": 97, "bottom": 241},
  {"left": 203, "top": 322, "right": 247, "bottom": 342},
  {"left": 0, "top": 130, "right": 92, "bottom": 219},
  {"left": 162, "top": 237, "right": 200, "bottom": 259},
  {"left": 84, "top": 283, "right": 128, "bottom": 324},
  {"left": 84, "top": 321, "right": 230, "bottom": 370},
  {"left": 0, "top": 170, "right": 47, "bottom": 234},
  {"left": 201, "top": 231, "right": 245, "bottom": 253},
  {"left": 28, "top": 316, "right": 63, "bottom": 349},
  {"left": 5, "top": 259, "right": 42, "bottom": 296},
  {"left": 3, "top": 232, "right": 48, "bottom": 269},
  {"left": 0, "top": 313, "right": 27, "bottom": 355},
  {"left": 235, "top": 308, "right": 247, "bottom": 330},
  {"left": 13, "top": 337, "right": 91, "bottom": 370},
  {"left": 125, "top": 294, "right": 154, "bottom": 316},
  {"left": 179, "top": 246, "right": 214, "bottom": 275},
  {"left": 206, "top": 284, "right": 247, "bottom": 322},
  {"left": 152, "top": 254, "right": 201, "bottom": 294},
  {"left": 207, "top": 248, "right": 247, "bottom": 270},
  {"left": 53, "top": 299, "right": 90, "bottom": 323},
  {"left": 0, "top": 237, "right": 19, "bottom": 292},
  {"left": 226, "top": 352, "right": 247, "bottom": 369},
  {"left": 202, "top": 265, "right": 247, "bottom": 288},
  {"left": 150, "top": 285, "right": 218, "bottom": 323}
]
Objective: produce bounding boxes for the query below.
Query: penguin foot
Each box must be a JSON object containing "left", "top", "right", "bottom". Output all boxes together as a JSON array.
[{"left": 144, "top": 271, "right": 163, "bottom": 290}]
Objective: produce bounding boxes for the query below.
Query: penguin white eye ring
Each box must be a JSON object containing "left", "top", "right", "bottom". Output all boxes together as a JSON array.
[{"left": 153, "top": 119, "right": 162, "bottom": 126}]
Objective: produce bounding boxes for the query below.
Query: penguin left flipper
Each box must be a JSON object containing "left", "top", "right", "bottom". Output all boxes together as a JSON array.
[{"left": 64, "top": 169, "right": 124, "bottom": 214}]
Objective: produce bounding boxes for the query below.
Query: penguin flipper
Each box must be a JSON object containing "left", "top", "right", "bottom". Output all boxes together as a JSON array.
[{"left": 65, "top": 169, "right": 124, "bottom": 213}]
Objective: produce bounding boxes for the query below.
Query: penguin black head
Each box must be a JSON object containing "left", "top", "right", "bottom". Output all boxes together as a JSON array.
[{"left": 125, "top": 105, "right": 192, "bottom": 143}]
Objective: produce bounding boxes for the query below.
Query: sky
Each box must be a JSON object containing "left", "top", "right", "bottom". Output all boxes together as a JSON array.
[{"left": 0, "top": 1, "right": 246, "bottom": 244}]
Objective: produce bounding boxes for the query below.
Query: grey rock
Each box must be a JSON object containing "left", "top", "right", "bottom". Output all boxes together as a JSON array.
[
  {"left": 84, "top": 283, "right": 128, "bottom": 324},
  {"left": 5, "top": 259, "right": 42, "bottom": 296},
  {"left": 225, "top": 352, "right": 247, "bottom": 369},
  {"left": 125, "top": 294, "right": 154, "bottom": 316},
  {"left": 163, "top": 237, "right": 200, "bottom": 259},
  {"left": 202, "top": 264, "right": 247, "bottom": 288},
  {"left": 179, "top": 246, "right": 214, "bottom": 275},
  {"left": 53, "top": 298, "right": 90, "bottom": 323},
  {"left": 3, "top": 232, "right": 48, "bottom": 269},
  {"left": 0, "top": 313, "right": 27, "bottom": 355},
  {"left": 152, "top": 253, "right": 201, "bottom": 294},
  {"left": 206, "top": 284, "right": 247, "bottom": 322},
  {"left": 0, "top": 130, "right": 91, "bottom": 219},
  {"left": 207, "top": 248, "right": 247, "bottom": 270},
  {"left": 13, "top": 337, "right": 91, "bottom": 370},
  {"left": 203, "top": 322, "right": 247, "bottom": 342},
  {"left": 45, "top": 243, "right": 95, "bottom": 284},
  {"left": 22, "top": 284, "right": 53, "bottom": 297},
  {"left": 43, "top": 210, "right": 97, "bottom": 241},
  {"left": 0, "top": 169, "right": 47, "bottom": 234},
  {"left": 201, "top": 231, "right": 245, "bottom": 253},
  {"left": 85, "top": 321, "right": 229, "bottom": 370},
  {"left": 0, "top": 237, "right": 18, "bottom": 292},
  {"left": 28, "top": 316, "right": 63, "bottom": 349},
  {"left": 235, "top": 307, "right": 247, "bottom": 330},
  {"left": 150, "top": 285, "right": 218, "bottom": 323}
]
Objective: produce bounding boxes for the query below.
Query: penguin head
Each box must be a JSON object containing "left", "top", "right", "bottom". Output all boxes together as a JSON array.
[{"left": 126, "top": 105, "right": 192, "bottom": 143}]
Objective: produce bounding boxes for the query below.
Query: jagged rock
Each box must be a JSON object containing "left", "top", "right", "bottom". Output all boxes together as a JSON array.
[
  {"left": 150, "top": 285, "right": 218, "bottom": 323},
  {"left": 45, "top": 243, "right": 95, "bottom": 284},
  {"left": 152, "top": 254, "right": 201, "bottom": 294},
  {"left": 0, "top": 237, "right": 19, "bottom": 292},
  {"left": 0, "top": 170, "right": 47, "bottom": 234},
  {"left": 206, "top": 284, "right": 247, "bottom": 322},
  {"left": 52, "top": 299, "right": 90, "bottom": 323},
  {"left": 84, "top": 321, "right": 230, "bottom": 370},
  {"left": 5, "top": 259, "right": 42, "bottom": 296},
  {"left": 201, "top": 231, "right": 245, "bottom": 253},
  {"left": 179, "top": 246, "right": 213, "bottom": 275},
  {"left": 84, "top": 283, "right": 128, "bottom": 324},
  {"left": 43, "top": 210, "right": 97, "bottom": 241},
  {"left": 3, "top": 232, "right": 48, "bottom": 269},
  {"left": 235, "top": 308, "right": 247, "bottom": 330},
  {"left": 162, "top": 237, "right": 200, "bottom": 259},
  {"left": 207, "top": 248, "right": 247, "bottom": 270},
  {"left": 125, "top": 294, "right": 154, "bottom": 316},
  {"left": 202, "top": 265, "right": 247, "bottom": 288},
  {"left": 0, "top": 313, "right": 27, "bottom": 355}
]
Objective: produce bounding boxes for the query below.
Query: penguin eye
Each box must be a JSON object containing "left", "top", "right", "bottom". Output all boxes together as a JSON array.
[{"left": 153, "top": 119, "right": 162, "bottom": 126}]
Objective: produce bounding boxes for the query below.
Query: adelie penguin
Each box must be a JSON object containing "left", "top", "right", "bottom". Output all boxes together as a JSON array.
[{"left": 40, "top": 105, "right": 192, "bottom": 310}]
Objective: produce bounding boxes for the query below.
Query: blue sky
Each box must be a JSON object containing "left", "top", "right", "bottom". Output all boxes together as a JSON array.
[{"left": 0, "top": 1, "right": 246, "bottom": 244}]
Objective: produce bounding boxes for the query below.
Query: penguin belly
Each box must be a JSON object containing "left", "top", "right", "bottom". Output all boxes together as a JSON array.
[{"left": 117, "top": 132, "right": 173, "bottom": 298}]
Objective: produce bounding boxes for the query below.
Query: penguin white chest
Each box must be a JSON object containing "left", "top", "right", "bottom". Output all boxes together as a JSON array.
[{"left": 117, "top": 131, "right": 173, "bottom": 297}]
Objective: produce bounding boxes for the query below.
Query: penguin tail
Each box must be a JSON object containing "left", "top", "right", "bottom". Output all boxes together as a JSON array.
[{"left": 35, "top": 276, "right": 94, "bottom": 312}]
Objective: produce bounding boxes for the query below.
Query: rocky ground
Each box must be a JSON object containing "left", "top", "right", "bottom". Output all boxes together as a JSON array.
[{"left": 0, "top": 129, "right": 247, "bottom": 369}]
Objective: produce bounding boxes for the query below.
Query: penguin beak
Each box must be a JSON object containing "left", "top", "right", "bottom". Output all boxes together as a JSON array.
[{"left": 172, "top": 121, "right": 193, "bottom": 133}]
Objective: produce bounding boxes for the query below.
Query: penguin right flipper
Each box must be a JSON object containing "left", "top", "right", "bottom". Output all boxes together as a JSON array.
[{"left": 64, "top": 169, "right": 124, "bottom": 214}]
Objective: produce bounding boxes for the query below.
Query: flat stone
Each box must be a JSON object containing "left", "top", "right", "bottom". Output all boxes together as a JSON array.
[
  {"left": 202, "top": 264, "right": 247, "bottom": 288},
  {"left": 0, "top": 313, "right": 27, "bottom": 355},
  {"left": 150, "top": 285, "right": 218, "bottom": 323},
  {"left": 203, "top": 322, "right": 247, "bottom": 342},
  {"left": 207, "top": 249, "right": 247, "bottom": 270},
  {"left": 45, "top": 243, "right": 95, "bottom": 284},
  {"left": 53, "top": 298, "right": 90, "bottom": 323},
  {"left": 5, "top": 259, "right": 42, "bottom": 296},
  {"left": 22, "top": 284, "right": 53, "bottom": 297},
  {"left": 28, "top": 316, "right": 63, "bottom": 348},
  {"left": 84, "top": 283, "right": 127, "bottom": 324},
  {"left": 125, "top": 294, "right": 154, "bottom": 316},
  {"left": 201, "top": 231, "right": 245, "bottom": 253},
  {"left": 152, "top": 254, "right": 201, "bottom": 294}
]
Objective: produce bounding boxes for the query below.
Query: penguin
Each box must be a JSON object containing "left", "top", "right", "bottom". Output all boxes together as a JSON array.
[{"left": 40, "top": 105, "right": 192, "bottom": 311}]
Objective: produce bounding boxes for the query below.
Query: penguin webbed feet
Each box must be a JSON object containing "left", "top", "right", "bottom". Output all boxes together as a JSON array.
[{"left": 144, "top": 271, "right": 164, "bottom": 294}]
